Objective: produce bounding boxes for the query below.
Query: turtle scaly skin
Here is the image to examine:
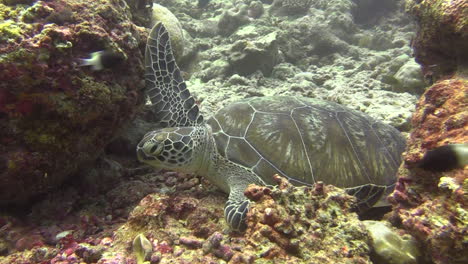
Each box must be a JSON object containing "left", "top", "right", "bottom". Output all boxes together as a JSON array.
[{"left": 137, "top": 23, "right": 406, "bottom": 230}]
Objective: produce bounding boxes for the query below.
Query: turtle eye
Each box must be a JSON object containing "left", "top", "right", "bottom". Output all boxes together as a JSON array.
[
  {"left": 150, "top": 145, "right": 159, "bottom": 153},
  {"left": 146, "top": 141, "right": 163, "bottom": 156}
]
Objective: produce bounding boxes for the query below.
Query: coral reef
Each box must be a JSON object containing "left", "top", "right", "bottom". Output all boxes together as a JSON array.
[
  {"left": 0, "top": 165, "right": 375, "bottom": 263},
  {"left": 109, "top": 175, "right": 372, "bottom": 263},
  {"left": 0, "top": 0, "right": 147, "bottom": 204},
  {"left": 1, "top": 0, "right": 452, "bottom": 263},
  {"left": 108, "top": 174, "right": 231, "bottom": 263},
  {"left": 243, "top": 175, "right": 371, "bottom": 262},
  {"left": 270, "top": 0, "right": 314, "bottom": 15},
  {"left": 0, "top": 167, "right": 201, "bottom": 263},
  {"left": 388, "top": 77, "right": 468, "bottom": 264},
  {"left": 228, "top": 32, "right": 279, "bottom": 76},
  {"left": 161, "top": 0, "right": 419, "bottom": 129},
  {"left": 387, "top": 1, "right": 468, "bottom": 263},
  {"left": 406, "top": 0, "right": 468, "bottom": 79}
]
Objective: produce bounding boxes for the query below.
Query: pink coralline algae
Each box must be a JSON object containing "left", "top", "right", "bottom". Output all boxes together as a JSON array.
[
  {"left": 0, "top": 0, "right": 147, "bottom": 204},
  {"left": 109, "top": 174, "right": 371, "bottom": 263},
  {"left": 243, "top": 175, "right": 371, "bottom": 263},
  {"left": 387, "top": 1, "right": 468, "bottom": 264},
  {"left": 0, "top": 169, "right": 376, "bottom": 263},
  {"left": 388, "top": 78, "right": 468, "bottom": 264},
  {"left": 110, "top": 179, "right": 230, "bottom": 263}
]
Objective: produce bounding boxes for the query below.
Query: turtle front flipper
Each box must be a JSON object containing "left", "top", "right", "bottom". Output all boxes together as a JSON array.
[
  {"left": 145, "top": 22, "right": 203, "bottom": 127},
  {"left": 225, "top": 198, "right": 250, "bottom": 231},
  {"left": 223, "top": 172, "right": 267, "bottom": 231}
]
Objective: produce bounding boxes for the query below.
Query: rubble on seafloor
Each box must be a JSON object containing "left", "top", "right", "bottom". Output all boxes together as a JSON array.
[
  {"left": 0, "top": 168, "right": 213, "bottom": 264},
  {"left": 101, "top": 175, "right": 374, "bottom": 263},
  {"left": 157, "top": 0, "right": 418, "bottom": 130},
  {"left": 1, "top": 170, "right": 382, "bottom": 264}
]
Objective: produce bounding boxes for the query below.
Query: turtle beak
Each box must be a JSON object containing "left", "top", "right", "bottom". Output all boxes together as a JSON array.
[
  {"left": 137, "top": 144, "right": 160, "bottom": 162},
  {"left": 137, "top": 131, "right": 156, "bottom": 161},
  {"left": 136, "top": 147, "right": 151, "bottom": 161},
  {"left": 137, "top": 135, "right": 165, "bottom": 162}
]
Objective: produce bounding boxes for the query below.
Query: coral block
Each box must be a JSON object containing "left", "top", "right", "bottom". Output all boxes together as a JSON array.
[
  {"left": 0, "top": 0, "right": 147, "bottom": 204},
  {"left": 389, "top": 77, "right": 468, "bottom": 264},
  {"left": 406, "top": 0, "right": 468, "bottom": 79},
  {"left": 244, "top": 175, "right": 371, "bottom": 262}
]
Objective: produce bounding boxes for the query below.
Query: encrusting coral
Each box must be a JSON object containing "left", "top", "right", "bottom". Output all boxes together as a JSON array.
[
  {"left": 387, "top": 1, "right": 468, "bottom": 263},
  {"left": 109, "top": 175, "right": 372, "bottom": 263},
  {"left": 0, "top": 0, "right": 147, "bottom": 204},
  {"left": 388, "top": 77, "right": 468, "bottom": 264},
  {"left": 243, "top": 175, "right": 371, "bottom": 262},
  {"left": 406, "top": 0, "right": 468, "bottom": 79}
]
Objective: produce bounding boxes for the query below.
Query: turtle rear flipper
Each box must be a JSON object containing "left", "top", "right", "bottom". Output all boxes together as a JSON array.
[
  {"left": 145, "top": 22, "right": 203, "bottom": 128},
  {"left": 345, "top": 184, "right": 390, "bottom": 212}
]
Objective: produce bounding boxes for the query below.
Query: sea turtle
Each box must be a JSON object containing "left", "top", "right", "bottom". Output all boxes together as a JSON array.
[{"left": 137, "top": 23, "right": 406, "bottom": 230}]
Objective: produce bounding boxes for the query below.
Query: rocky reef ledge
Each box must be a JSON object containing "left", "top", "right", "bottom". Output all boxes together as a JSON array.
[
  {"left": 0, "top": 172, "right": 376, "bottom": 263},
  {"left": 0, "top": 0, "right": 147, "bottom": 204}
]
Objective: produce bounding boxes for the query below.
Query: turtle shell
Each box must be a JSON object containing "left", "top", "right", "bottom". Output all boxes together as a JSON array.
[{"left": 207, "top": 96, "right": 405, "bottom": 207}]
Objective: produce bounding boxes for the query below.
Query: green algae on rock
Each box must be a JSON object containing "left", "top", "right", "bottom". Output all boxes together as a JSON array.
[
  {"left": 363, "top": 220, "right": 420, "bottom": 264},
  {"left": 228, "top": 32, "right": 279, "bottom": 76},
  {"left": 406, "top": 0, "right": 468, "bottom": 79},
  {"left": 133, "top": 233, "right": 153, "bottom": 264},
  {"left": 0, "top": 0, "right": 147, "bottom": 205}
]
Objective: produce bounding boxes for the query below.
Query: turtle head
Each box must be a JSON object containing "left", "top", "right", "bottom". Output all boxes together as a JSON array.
[{"left": 137, "top": 127, "right": 205, "bottom": 172}]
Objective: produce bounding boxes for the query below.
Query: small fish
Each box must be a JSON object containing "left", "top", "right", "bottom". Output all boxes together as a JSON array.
[
  {"left": 418, "top": 143, "right": 468, "bottom": 171},
  {"left": 79, "top": 50, "right": 124, "bottom": 71}
]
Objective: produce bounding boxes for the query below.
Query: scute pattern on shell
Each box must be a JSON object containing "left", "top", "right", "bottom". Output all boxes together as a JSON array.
[{"left": 207, "top": 96, "right": 405, "bottom": 206}]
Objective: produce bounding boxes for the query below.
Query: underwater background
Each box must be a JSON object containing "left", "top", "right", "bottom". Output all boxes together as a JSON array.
[{"left": 0, "top": 0, "right": 467, "bottom": 263}]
